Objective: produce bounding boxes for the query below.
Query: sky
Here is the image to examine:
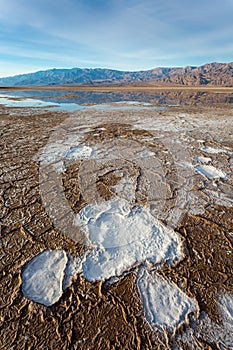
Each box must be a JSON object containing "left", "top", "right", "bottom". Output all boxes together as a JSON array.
[{"left": 0, "top": 0, "right": 233, "bottom": 77}]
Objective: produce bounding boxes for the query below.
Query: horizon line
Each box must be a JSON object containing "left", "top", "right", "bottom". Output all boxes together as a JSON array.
[{"left": 0, "top": 60, "right": 232, "bottom": 79}]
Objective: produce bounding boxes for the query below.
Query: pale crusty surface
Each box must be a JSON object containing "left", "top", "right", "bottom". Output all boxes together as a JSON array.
[{"left": 0, "top": 101, "right": 233, "bottom": 349}]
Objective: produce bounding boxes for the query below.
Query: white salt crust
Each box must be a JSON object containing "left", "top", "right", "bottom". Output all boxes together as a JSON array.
[
  {"left": 22, "top": 250, "right": 68, "bottom": 306},
  {"left": 137, "top": 268, "right": 198, "bottom": 332},
  {"left": 75, "top": 198, "right": 184, "bottom": 282},
  {"left": 194, "top": 164, "right": 226, "bottom": 179}
]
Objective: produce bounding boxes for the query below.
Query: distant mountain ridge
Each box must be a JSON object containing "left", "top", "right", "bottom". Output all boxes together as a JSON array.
[{"left": 0, "top": 62, "right": 232, "bottom": 87}]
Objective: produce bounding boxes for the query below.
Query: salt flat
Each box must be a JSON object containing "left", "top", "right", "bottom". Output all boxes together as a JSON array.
[{"left": 0, "top": 92, "right": 233, "bottom": 349}]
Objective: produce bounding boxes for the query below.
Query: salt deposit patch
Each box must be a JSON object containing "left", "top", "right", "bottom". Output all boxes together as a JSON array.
[
  {"left": 38, "top": 142, "right": 71, "bottom": 172},
  {"left": 115, "top": 101, "right": 152, "bottom": 106},
  {"left": 202, "top": 188, "right": 233, "bottom": 207},
  {"left": 194, "top": 164, "right": 226, "bottom": 179},
  {"left": 92, "top": 102, "right": 162, "bottom": 111},
  {"left": 140, "top": 150, "right": 155, "bottom": 158},
  {"left": 75, "top": 198, "right": 184, "bottom": 282},
  {"left": 111, "top": 176, "right": 136, "bottom": 203},
  {"left": 137, "top": 268, "right": 198, "bottom": 332},
  {"left": 22, "top": 250, "right": 68, "bottom": 306},
  {"left": 201, "top": 146, "right": 232, "bottom": 154},
  {"left": 218, "top": 293, "right": 233, "bottom": 327},
  {"left": 65, "top": 145, "right": 93, "bottom": 159},
  {"left": 177, "top": 162, "right": 226, "bottom": 179},
  {"left": 177, "top": 293, "right": 233, "bottom": 349},
  {"left": 37, "top": 136, "right": 86, "bottom": 172},
  {"left": 21, "top": 197, "right": 185, "bottom": 302},
  {"left": 133, "top": 118, "right": 182, "bottom": 132},
  {"left": 0, "top": 95, "right": 59, "bottom": 109},
  {"left": 62, "top": 254, "right": 83, "bottom": 290},
  {"left": 194, "top": 155, "right": 212, "bottom": 163}
]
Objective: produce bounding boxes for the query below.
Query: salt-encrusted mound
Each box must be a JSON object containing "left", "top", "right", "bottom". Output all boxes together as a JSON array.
[
  {"left": 75, "top": 198, "right": 184, "bottom": 282},
  {"left": 137, "top": 268, "right": 198, "bottom": 331},
  {"left": 22, "top": 250, "right": 68, "bottom": 306}
]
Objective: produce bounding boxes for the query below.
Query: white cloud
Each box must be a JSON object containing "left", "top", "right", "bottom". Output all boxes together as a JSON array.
[{"left": 0, "top": 0, "right": 232, "bottom": 74}]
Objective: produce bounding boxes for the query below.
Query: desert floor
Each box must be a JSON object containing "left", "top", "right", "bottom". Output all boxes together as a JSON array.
[{"left": 0, "top": 89, "right": 233, "bottom": 349}]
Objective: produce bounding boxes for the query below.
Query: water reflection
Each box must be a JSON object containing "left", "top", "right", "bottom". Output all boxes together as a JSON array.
[
  {"left": 0, "top": 89, "right": 232, "bottom": 107},
  {"left": 0, "top": 93, "right": 164, "bottom": 112}
]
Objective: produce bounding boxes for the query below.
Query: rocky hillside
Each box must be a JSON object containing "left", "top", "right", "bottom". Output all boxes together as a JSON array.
[
  {"left": 156, "top": 62, "right": 233, "bottom": 86},
  {"left": 0, "top": 62, "right": 232, "bottom": 86}
]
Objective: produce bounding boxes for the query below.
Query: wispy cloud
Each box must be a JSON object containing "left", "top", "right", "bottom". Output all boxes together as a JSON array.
[{"left": 0, "top": 0, "right": 232, "bottom": 76}]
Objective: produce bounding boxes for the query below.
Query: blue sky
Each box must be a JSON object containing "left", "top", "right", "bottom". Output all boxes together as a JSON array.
[{"left": 0, "top": 0, "right": 232, "bottom": 77}]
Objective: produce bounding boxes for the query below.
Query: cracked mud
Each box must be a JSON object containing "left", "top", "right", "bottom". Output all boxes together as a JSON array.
[{"left": 0, "top": 96, "right": 233, "bottom": 349}]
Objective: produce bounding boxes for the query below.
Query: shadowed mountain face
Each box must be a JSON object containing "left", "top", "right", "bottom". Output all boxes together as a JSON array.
[{"left": 0, "top": 62, "right": 232, "bottom": 87}]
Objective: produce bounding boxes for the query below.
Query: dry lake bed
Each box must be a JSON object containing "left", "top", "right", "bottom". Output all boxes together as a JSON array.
[{"left": 0, "top": 88, "right": 233, "bottom": 349}]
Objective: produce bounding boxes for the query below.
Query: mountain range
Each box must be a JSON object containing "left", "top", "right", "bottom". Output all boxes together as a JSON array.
[{"left": 0, "top": 62, "right": 232, "bottom": 87}]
